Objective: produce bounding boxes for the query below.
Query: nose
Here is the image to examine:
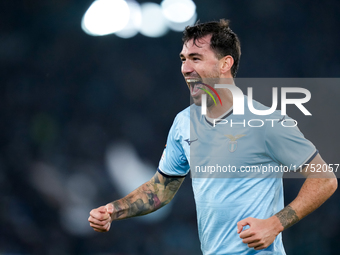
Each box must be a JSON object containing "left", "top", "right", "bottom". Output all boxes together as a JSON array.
[{"left": 181, "top": 60, "right": 194, "bottom": 76}]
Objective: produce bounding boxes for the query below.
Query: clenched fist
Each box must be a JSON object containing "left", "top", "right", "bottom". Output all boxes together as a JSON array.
[
  {"left": 237, "top": 216, "right": 283, "bottom": 250},
  {"left": 88, "top": 203, "right": 114, "bottom": 232}
]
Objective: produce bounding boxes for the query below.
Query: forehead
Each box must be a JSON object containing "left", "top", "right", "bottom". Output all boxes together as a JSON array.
[{"left": 180, "top": 34, "right": 214, "bottom": 56}]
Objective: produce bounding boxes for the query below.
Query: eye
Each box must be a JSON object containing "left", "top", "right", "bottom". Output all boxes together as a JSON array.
[
  {"left": 180, "top": 58, "right": 186, "bottom": 62},
  {"left": 193, "top": 57, "right": 200, "bottom": 61}
]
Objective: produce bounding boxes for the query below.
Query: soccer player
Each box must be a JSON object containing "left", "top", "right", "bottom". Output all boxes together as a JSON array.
[{"left": 88, "top": 20, "right": 337, "bottom": 254}]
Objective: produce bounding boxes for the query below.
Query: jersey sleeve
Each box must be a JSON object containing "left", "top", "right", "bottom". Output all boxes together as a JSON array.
[
  {"left": 265, "top": 116, "right": 318, "bottom": 170},
  {"left": 158, "top": 114, "right": 190, "bottom": 177}
]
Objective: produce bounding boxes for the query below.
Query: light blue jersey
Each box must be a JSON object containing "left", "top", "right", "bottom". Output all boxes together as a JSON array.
[{"left": 158, "top": 96, "right": 317, "bottom": 255}]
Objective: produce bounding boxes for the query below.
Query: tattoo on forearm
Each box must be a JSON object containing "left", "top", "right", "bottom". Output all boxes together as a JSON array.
[
  {"left": 112, "top": 201, "right": 124, "bottom": 219},
  {"left": 154, "top": 174, "right": 161, "bottom": 184},
  {"left": 164, "top": 177, "right": 182, "bottom": 191},
  {"left": 112, "top": 173, "right": 184, "bottom": 220},
  {"left": 128, "top": 198, "right": 146, "bottom": 216},
  {"left": 275, "top": 205, "right": 300, "bottom": 230},
  {"left": 123, "top": 192, "right": 162, "bottom": 217}
]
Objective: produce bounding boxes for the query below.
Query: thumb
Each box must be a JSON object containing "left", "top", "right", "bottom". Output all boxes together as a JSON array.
[
  {"left": 105, "top": 203, "right": 114, "bottom": 214},
  {"left": 98, "top": 206, "right": 107, "bottom": 213},
  {"left": 237, "top": 217, "right": 251, "bottom": 234}
]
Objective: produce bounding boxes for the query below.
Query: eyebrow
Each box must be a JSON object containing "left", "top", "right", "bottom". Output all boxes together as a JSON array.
[{"left": 179, "top": 53, "right": 204, "bottom": 59}]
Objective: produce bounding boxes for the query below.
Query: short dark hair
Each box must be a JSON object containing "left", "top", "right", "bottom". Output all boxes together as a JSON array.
[{"left": 182, "top": 19, "right": 241, "bottom": 77}]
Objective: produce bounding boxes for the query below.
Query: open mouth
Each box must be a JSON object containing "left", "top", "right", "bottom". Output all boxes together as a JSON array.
[
  {"left": 186, "top": 78, "right": 204, "bottom": 97},
  {"left": 185, "top": 78, "right": 223, "bottom": 106}
]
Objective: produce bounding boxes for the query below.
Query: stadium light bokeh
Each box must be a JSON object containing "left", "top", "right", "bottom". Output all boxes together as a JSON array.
[
  {"left": 139, "top": 2, "right": 168, "bottom": 38},
  {"left": 166, "top": 12, "right": 197, "bottom": 32},
  {"left": 81, "top": 0, "right": 197, "bottom": 38},
  {"left": 81, "top": 0, "right": 130, "bottom": 36},
  {"left": 161, "top": 0, "right": 196, "bottom": 23},
  {"left": 115, "top": 0, "right": 142, "bottom": 38}
]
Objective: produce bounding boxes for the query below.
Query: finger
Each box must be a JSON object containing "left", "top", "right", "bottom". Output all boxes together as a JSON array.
[
  {"left": 247, "top": 240, "right": 262, "bottom": 248},
  {"left": 237, "top": 217, "right": 251, "bottom": 234},
  {"left": 241, "top": 235, "right": 259, "bottom": 244},
  {"left": 90, "top": 208, "right": 104, "bottom": 218},
  {"left": 90, "top": 209, "right": 111, "bottom": 221},
  {"left": 97, "top": 206, "right": 107, "bottom": 213},
  {"left": 237, "top": 221, "right": 244, "bottom": 234},
  {"left": 254, "top": 244, "right": 266, "bottom": 250},
  {"left": 90, "top": 220, "right": 111, "bottom": 230},
  {"left": 90, "top": 222, "right": 109, "bottom": 231},
  {"left": 104, "top": 222, "right": 111, "bottom": 231},
  {"left": 239, "top": 229, "right": 253, "bottom": 239},
  {"left": 88, "top": 216, "right": 110, "bottom": 226},
  {"left": 91, "top": 226, "right": 107, "bottom": 232},
  {"left": 105, "top": 203, "right": 114, "bottom": 214}
]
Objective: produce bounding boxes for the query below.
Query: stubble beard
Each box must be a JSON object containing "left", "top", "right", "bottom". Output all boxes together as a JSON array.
[{"left": 192, "top": 68, "right": 220, "bottom": 107}]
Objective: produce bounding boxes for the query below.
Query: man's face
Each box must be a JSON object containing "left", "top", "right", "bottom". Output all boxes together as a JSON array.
[{"left": 180, "top": 34, "right": 220, "bottom": 106}]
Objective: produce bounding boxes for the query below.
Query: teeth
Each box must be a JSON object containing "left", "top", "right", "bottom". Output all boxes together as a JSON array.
[{"left": 186, "top": 79, "right": 200, "bottom": 83}]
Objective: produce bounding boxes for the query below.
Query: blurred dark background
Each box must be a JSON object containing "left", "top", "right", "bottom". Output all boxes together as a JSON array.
[{"left": 1, "top": 0, "right": 339, "bottom": 254}]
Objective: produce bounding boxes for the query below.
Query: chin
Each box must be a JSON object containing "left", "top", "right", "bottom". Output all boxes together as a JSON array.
[{"left": 192, "top": 98, "right": 202, "bottom": 106}]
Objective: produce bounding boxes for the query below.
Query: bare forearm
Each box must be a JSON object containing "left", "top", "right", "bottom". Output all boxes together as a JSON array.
[
  {"left": 110, "top": 187, "right": 160, "bottom": 220},
  {"left": 275, "top": 177, "right": 337, "bottom": 230},
  {"left": 274, "top": 205, "right": 299, "bottom": 230},
  {"left": 110, "top": 172, "right": 184, "bottom": 221}
]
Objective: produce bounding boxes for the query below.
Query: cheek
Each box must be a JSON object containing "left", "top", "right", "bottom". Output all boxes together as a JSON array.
[
  {"left": 193, "top": 65, "right": 204, "bottom": 77},
  {"left": 198, "top": 62, "right": 219, "bottom": 77},
  {"left": 206, "top": 65, "right": 220, "bottom": 77}
]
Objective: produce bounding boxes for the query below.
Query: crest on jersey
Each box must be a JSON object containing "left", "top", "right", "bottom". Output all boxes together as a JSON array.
[{"left": 224, "top": 134, "right": 246, "bottom": 152}]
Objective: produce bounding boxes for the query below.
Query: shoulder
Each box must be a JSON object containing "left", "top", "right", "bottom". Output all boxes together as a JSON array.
[
  {"left": 169, "top": 106, "right": 191, "bottom": 140},
  {"left": 172, "top": 105, "right": 194, "bottom": 127},
  {"left": 175, "top": 106, "right": 191, "bottom": 120}
]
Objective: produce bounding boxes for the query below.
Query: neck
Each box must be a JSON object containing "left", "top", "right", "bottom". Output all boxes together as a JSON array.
[
  {"left": 205, "top": 90, "right": 233, "bottom": 118},
  {"left": 205, "top": 76, "right": 235, "bottom": 118}
]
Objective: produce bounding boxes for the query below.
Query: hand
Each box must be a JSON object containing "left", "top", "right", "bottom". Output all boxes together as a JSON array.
[
  {"left": 237, "top": 216, "right": 283, "bottom": 250},
  {"left": 88, "top": 203, "right": 114, "bottom": 232}
]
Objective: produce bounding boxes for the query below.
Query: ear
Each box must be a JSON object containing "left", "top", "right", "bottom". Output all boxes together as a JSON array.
[{"left": 220, "top": 55, "right": 234, "bottom": 75}]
